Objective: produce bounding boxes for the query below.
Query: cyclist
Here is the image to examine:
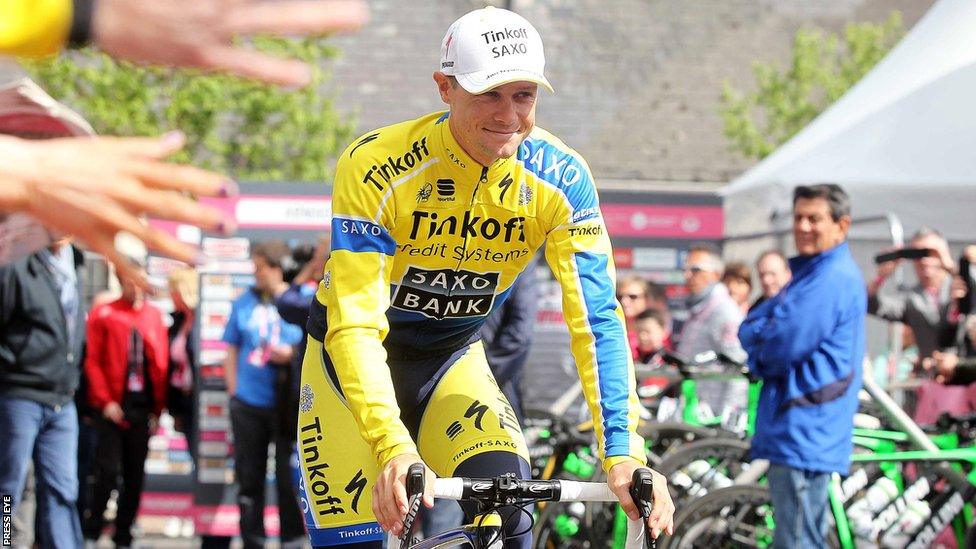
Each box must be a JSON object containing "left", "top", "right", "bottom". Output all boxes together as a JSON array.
[{"left": 297, "top": 6, "right": 674, "bottom": 548}]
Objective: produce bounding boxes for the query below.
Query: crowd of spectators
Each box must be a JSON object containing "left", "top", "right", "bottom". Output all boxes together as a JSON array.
[{"left": 618, "top": 216, "right": 976, "bottom": 429}]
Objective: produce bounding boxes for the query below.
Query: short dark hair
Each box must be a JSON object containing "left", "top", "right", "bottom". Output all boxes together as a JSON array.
[
  {"left": 250, "top": 240, "right": 292, "bottom": 270},
  {"left": 646, "top": 281, "right": 667, "bottom": 305},
  {"left": 635, "top": 307, "right": 667, "bottom": 328},
  {"left": 792, "top": 184, "right": 851, "bottom": 221},
  {"left": 686, "top": 243, "right": 724, "bottom": 273},
  {"left": 722, "top": 261, "right": 753, "bottom": 289}
]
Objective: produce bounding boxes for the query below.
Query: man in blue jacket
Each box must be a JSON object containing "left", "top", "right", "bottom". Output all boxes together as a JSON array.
[{"left": 739, "top": 184, "right": 866, "bottom": 548}]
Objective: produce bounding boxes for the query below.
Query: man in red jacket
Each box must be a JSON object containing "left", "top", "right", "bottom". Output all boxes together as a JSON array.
[{"left": 82, "top": 260, "right": 169, "bottom": 548}]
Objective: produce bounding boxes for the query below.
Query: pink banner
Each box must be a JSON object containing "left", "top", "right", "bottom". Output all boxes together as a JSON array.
[
  {"left": 138, "top": 492, "right": 194, "bottom": 517},
  {"left": 600, "top": 204, "right": 723, "bottom": 239},
  {"left": 155, "top": 195, "right": 722, "bottom": 240}
]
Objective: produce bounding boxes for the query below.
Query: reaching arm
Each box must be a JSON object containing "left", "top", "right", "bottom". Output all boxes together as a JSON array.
[
  {"left": 539, "top": 147, "right": 645, "bottom": 472},
  {"left": 1, "top": 0, "right": 368, "bottom": 86}
]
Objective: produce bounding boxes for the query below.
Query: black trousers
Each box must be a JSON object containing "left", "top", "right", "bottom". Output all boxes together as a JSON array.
[
  {"left": 229, "top": 396, "right": 305, "bottom": 549},
  {"left": 83, "top": 415, "right": 151, "bottom": 546}
]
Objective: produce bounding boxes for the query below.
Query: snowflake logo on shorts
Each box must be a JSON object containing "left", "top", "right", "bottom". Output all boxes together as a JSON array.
[
  {"left": 518, "top": 182, "right": 533, "bottom": 205},
  {"left": 299, "top": 384, "right": 315, "bottom": 412}
]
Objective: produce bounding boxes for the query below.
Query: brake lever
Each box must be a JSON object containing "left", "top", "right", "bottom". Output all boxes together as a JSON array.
[
  {"left": 398, "top": 463, "right": 426, "bottom": 546},
  {"left": 629, "top": 468, "right": 657, "bottom": 549}
]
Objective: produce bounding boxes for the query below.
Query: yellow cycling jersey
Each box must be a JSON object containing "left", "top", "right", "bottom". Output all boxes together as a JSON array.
[
  {"left": 0, "top": 0, "right": 72, "bottom": 57},
  {"left": 316, "top": 111, "right": 646, "bottom": 471}
]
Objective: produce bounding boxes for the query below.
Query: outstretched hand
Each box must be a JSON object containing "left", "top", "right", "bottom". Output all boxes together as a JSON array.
[
  {"left": 0, "top": 132, "right": 235, "bottom": 286},
  {"left": 92, "top": 0, "right": 369, "bottom": 87}
]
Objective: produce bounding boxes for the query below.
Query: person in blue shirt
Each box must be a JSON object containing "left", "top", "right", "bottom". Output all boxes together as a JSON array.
[
  {"left": 738, "top": 184, "right": 866, "bottom": 549},
  {"left": 223, "top": 240, "right": 305, "bottom": 549}
]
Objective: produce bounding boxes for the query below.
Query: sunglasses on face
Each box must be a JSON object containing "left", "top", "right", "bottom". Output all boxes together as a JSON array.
[
  {"left": 617, "top": 293, "right": 643, "bottom": 301},
  {"left": 683, "top": 265, "right": 709, "bottom": 274}
]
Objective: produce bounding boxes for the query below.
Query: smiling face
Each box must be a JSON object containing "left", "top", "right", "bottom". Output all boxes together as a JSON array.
[
  {"left": 757, "top": 253, "right": 791, "bottom": 298},
  {"left": 793, "top": 197, "right": 850, "bottom": 256},
  {"left": 435, "top": 72, "right": 538, "bottom": 166}
]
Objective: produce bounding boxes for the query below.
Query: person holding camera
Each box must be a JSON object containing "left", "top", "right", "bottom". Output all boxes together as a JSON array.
[
  {"left": 923, "top": 245, "right": 976, "bottom": 382},
  {"left": 869, "top": 227, "right": 960, "bottom": 360}
]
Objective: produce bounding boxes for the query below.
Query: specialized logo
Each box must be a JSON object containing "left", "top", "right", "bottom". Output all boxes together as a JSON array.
[
  {"left": 391, "top": 266, "right": 499, "bottom": 319},
  {"left": 361, "top": 137, "right": 430, "bottom": 191},
  {"left": 436, "top": 178, "right": 455, "bottom": 200},
  {"left": 344, "top": 469, "right": 368, "bottom": 514},
  {"left": 409, "top": 211, "right": 526, "bottom": 243},
  {"left": 417, "top": 182, "right": 432, "bottom": 203},
  {"left": 497, "top": 173, "right": 515, "bottom": 202},
  {"left": 348, "top": 132, "right": 380, "bottom": 157},
  {"left": 465, "top": 400, "right": 490, "bottom": 431},
  {"left": 518, "top": 182, "right": 533, "bottom": 206}
]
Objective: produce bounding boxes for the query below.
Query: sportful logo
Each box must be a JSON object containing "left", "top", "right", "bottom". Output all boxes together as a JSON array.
[
  {"left": 445, "top": 421, "right": 464, "bottom": 440},
  {"left": 437, "top": 178, "right": 455, "bottom": 196}
]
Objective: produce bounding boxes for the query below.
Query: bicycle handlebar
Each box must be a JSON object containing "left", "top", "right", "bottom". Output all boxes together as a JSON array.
[
  {"left": 400, "top": 464, "right": 658, "bottom": 548},
  {"left": 660, "top": 351, "right": 750, "bottom": 379}
]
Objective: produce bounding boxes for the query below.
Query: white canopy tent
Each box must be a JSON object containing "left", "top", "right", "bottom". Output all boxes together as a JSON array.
[{"left": 722, "top": 0, "right": 976, "bottom": 262}]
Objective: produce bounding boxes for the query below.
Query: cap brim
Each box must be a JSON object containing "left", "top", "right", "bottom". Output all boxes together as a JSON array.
[{"left": 455, "top": 70, "right": 554, "bottom": 95}]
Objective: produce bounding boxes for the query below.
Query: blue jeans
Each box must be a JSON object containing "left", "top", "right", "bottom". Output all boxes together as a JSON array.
[
  {"left": 0, "top": 397, "right": 83, "bottom": 549},
  {"left": 767, "top": 463, "right": 830, "bottom": 549}
]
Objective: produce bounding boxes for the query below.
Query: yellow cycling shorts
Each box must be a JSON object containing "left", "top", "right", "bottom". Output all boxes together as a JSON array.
[{"left": 296, "top": 335, "right": 529, "bottom": 546}]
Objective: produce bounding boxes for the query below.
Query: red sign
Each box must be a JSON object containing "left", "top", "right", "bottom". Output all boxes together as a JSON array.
[{"left": 613, "top": 248, "right": 634, "bottom": 269}]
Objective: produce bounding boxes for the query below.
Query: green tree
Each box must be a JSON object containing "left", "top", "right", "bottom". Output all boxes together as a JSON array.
[
  {"left": 720, "top": 12, "right": 904, "bottom": 160},
  {"left": 26, "top": 37, "right": 355, "bottom": 181}
]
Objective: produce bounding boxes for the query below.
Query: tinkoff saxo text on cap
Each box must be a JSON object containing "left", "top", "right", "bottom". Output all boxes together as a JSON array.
[{"left": 439, "top": 6, "right": 553, "bottom": 95}]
